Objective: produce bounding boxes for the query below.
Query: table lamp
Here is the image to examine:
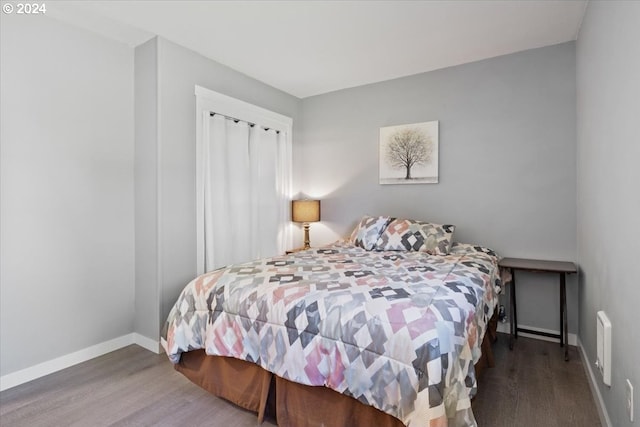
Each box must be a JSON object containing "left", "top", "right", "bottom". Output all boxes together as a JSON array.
[{"left": 291, "top": 199, "right": 321, "bottom": 249}]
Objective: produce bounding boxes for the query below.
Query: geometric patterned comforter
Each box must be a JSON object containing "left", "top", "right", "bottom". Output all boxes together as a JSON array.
[{"left": 161, "top": 241, "right": 501, "bottom": 427}]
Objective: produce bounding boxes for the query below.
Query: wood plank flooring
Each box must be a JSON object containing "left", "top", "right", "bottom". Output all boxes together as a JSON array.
[
  {"left": 473, "top": 335, "right": 601, "bottom": 427},
  {"left": 1, "top": 334, "right": 600, "bottom": 426}
]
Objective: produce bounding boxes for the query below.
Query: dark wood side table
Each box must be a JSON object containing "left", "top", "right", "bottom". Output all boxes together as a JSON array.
[
  {"left": 285, "top": 247, "right": 309, "bottom": 255},
  {"left": 498, "top": 257, "right": 577, "bottom": 361}
]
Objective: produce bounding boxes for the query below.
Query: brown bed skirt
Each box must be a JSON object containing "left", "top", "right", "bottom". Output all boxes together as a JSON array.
[
  {"left": 177, "top": 350, "right": 407, "bottom": 427},
  {"left": 175, "top": 314, "right": 497, "bottom": 427}
]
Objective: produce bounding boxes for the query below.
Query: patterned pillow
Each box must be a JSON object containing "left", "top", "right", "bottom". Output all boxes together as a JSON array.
[
  {"left": 375, "top": 219, "right": 455, "bottom": 254},
  {"left": 349, "top": 216, "right": 393, "bottom": 250},
  {"left": 449, "top": 242, "right": 498, "bottom": 258}
]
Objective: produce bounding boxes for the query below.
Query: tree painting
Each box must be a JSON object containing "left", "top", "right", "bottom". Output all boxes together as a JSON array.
[
  {"left": 379, "top": 121, "right": 439, "bottom": 184},
  {"left": 385, "top": 128, "right": 433, "bottom": 179}
]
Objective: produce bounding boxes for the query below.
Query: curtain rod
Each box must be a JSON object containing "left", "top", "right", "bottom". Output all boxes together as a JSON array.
[{"left": 209, "top": 112, "right": 280, "bottom": 134}]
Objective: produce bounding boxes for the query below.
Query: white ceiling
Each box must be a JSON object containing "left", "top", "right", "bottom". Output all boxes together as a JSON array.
[{"left": 47, "top": 1, "right": 588, "bottom": 98}]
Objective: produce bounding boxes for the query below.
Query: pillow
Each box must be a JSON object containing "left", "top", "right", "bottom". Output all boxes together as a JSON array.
[
  {"left": 449, "top": 242, "right": 498, "bottom": 258},
  {"left": 349, "top": 216, "right": 393, "bottom": 250},
  {"left": 375, "top": 219, "right": 455, "bottom": 254}
]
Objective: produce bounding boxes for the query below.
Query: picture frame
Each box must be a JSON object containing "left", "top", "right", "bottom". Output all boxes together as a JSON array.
[{"left": 379, "top": 121, "right": 439, "bottom": 184}]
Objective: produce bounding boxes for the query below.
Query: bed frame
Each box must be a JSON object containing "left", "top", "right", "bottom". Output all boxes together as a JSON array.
[{"left": 174, "top": 311, "right": 498, "bottom": 426}]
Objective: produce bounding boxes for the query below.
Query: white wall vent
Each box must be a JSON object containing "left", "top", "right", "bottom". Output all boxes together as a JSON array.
[{"left": 596, "top": 311, "right": 612, "bottom": 386}]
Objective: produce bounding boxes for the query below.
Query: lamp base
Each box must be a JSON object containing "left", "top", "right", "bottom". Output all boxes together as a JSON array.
[{"left": 303, "top": 223, "right": 311, "bottom": 249}]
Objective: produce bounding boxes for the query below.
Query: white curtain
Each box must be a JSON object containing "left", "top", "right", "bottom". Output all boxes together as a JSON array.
[{"left": 204, "top": 114, "right": 289, "bottom": 272}]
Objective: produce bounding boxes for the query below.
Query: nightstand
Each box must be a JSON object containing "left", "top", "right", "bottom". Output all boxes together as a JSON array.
[
  {"left": 285, "top": 247, "right": 309, "bottom": 254},
  {"left": 499, "top": 257, "right": 577, "bottom": 360}
]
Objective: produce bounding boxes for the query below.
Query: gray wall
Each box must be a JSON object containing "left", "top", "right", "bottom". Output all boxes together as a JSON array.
[
  {"left": 134, "top": 38, "right": 160, "bottom": 340},
  {"left": 577, "top": 2, "right": 640, "bottom": 426},
  {"left": 0, "top": 15, "right": 135, "bottom": 376},
  {"left": 299, "top": 43, "right": 578, "bottom": 334},
  {"left": 134, "top": 37, "right": 303, "bottom": 333}
]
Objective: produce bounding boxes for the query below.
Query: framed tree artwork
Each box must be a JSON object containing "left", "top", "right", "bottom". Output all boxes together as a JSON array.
[{"left": 379, "top": 121, "right": 439, "bottom": 184}]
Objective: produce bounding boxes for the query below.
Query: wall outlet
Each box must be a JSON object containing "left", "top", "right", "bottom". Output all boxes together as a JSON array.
[{"left": 627, "top": 379, "right": 634, "bottom": 422}]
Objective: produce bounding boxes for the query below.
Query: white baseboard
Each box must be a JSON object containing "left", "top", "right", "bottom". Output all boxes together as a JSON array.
[
  {"left": 496, "top": 322, "right": 577, "bottom": 346},
  {"left": 133, "top": 333, "right": 161, "bottom": 354},
  {"left": 577, "top": 338, "right": 612, "bottom": 427},
  {"left": 0, "top": 333, "right": 161, "bottom": 392}
]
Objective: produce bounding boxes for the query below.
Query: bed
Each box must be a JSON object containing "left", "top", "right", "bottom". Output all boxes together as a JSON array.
[{"left": 162, "top": 217, "right": 501, "bottom": 427}]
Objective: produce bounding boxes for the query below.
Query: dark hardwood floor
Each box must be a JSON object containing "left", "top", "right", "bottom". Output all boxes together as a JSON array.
[
  {"left": 0, "top": 334, "right": 600, "bottom": 426},
  {"left": 474, "top": 334, "right": 601, "bottom": 426}
]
